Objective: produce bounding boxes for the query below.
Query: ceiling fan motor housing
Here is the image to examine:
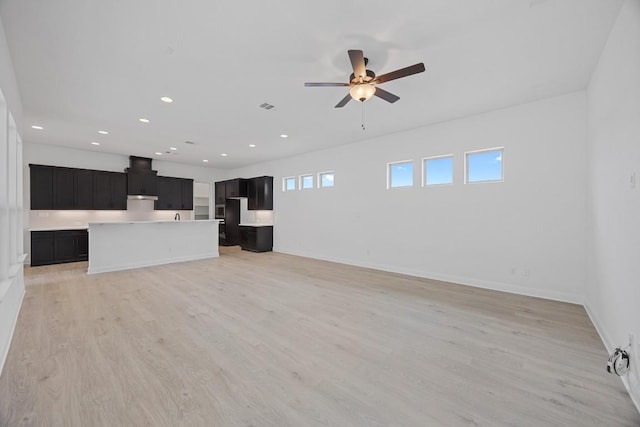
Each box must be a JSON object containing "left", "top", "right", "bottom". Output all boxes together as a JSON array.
[{"left": 350, "top": 69, "right": 376, "bottom": 84}]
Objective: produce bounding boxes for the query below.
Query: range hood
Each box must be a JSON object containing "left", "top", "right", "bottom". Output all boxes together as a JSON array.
[{"left": 126, "top": 156, "right": 158, "bottom": 200}]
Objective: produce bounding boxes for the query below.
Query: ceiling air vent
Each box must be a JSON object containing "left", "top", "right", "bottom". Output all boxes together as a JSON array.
[{"left": 259, "top": 102, "right": 275, "bottom": 110}]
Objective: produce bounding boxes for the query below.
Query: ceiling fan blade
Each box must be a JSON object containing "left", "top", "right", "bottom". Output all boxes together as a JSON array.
[
  {"left": 374, "top": 63, "right": 425, "bottom": 84},
  {"left": 348, "top": 50, "right": 366, "bottom": 80},
  {"left": 335, "top": 94, "right": 352, "bottom": 108},
  {"left": 305, "top": 82, "right": 350, "bottom": 87},
  {"left": 374, "top": 87, "right": 400, "bottom": 103}
]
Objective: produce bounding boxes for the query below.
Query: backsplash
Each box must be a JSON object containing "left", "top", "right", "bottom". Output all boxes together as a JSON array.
[
  {"left": 239, "top": 198, "right": 274, "bottom": 225},
  {"left": 28, "top": 199, "right": 193, "bottom": 230}
]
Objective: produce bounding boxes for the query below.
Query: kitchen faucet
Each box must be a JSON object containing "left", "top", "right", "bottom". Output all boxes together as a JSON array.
[{"left": 174, "top": 212, "right": 180, "bottom": 221}]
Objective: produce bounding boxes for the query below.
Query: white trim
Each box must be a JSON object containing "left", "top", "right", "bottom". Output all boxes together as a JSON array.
[
  {"left": 422, "top": 154, "right": 454, "bottom": 187},
  {"left": 0, "top": 278, "right": 25, "bottom": 377},
  {"left": 317, "top": 171, "right": 335, "bottom": 188},
  {"left": 299, "top": 174, "right": 314, "bottom": 190},
  {"left": 273, "top": 247, "right": 583, "bottom": 305},
  {"left": 282, "top": 176, "right": 296, "bottom": 191},
  {"left": 584, "top": 303, "right": 640, "bottom": 414},
  {"left": 464, "top": 147, "right": 504, "bottom": 184},
  {"left": 386, "top": 159, "right": 414, "bottom": 189}
]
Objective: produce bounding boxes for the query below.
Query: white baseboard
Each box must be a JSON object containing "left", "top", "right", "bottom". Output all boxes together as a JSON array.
[
  {"left": 0, "top": 280, "right": 25, "bottom": 377},
  {"left": 273, "top": 247, "right": 583, "bottom": 304},
  {"left": 584, "top": 302, "right": 640, "bottom": 414}
]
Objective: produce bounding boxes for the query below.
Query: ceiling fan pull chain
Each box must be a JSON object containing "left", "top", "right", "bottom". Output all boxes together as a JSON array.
[{"left": 362, "top": 101, "right": 366, "bottom": 131}]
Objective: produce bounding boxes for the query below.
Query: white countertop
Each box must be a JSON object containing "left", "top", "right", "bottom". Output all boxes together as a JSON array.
[
  {"left": 239, "top": 223, "right": 273, "bottom": 227},
  {"left": 89, "top": 219, "right": 221, "bottom": 226},
  {"left": 29, "top": 225, "right": 89, "bottom": 231}
]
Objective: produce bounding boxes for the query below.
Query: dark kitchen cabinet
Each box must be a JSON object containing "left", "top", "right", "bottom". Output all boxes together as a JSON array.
[
  {"left": 53, "top": 167, "right": 75, "bottom": 209},
  {"left": 53, "top": 167, "right": 94, "bottom": 210},
  {"left": 181, "top": 179, "right": 193, "bottom": 210},
  {"left": 75, "top": 169, "right": 94, "bottom": 209},
  {"left": 155, "top": 177, "right": 193, "bottom": 210},
  {"left": 110, "top": 173, "right": 127, "bottom": 210},
  {"left": 127, "top": 170, "right": 157, "bottom": 196},
  {"left": 156, "top": 176, "right": 180, "bottom": 210},
  {"left": 239, "top": 226, "right": 273, "bottom": 252},
  {"left": 225, "top": 178, "right": 248, "bottom": 198},
  {"left": 224, "top": 199, "right": 241, "bottom": 245},
  {"left": 30, "top": 231, "right": 55, "bottom": 266},
  {"left": 30, "top": 165, "right": 98, "bottom": 210},
  {"left": 214, "top": 181, "right": 226, "bottom": 204},
  {"left": 30, "top": 165, "right": 54, "bottom": 210},
  {"left": 248, "top": 176, "right": 273, "bottom": 210},
  {"left": 31, "top": 229, "right": 88, "bottom": 266},
  {"left": 93, "top": 171, "right": 127, "bottom": 210}
]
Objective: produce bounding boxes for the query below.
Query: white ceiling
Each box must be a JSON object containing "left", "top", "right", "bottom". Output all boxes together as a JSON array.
[{"left": 0, "top": 0, "right": 623, "bottom": 169}]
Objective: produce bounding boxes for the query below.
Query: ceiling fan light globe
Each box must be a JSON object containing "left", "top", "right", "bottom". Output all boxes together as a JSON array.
[{"left": 349, "top": 84, "right": 376, "bottom": 102}]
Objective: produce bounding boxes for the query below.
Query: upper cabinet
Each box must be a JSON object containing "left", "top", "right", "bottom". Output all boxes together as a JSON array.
[
  {"left": 155, "top": 176, "right": 193, "bottom": 210},
  {"left": 30, "top": 165, "right": 54, "bottom": 209},
  {"left": 30, "top": 165, "right": 121, "bottom": 210},
  {"left": 127, "top": 170, "right": 157, "bottom": 196},
  {"left": 248, "top": 176, "right": 273, "bottom": 210},
  {"left": 181, "top": 179, "right": 194, "bottom": 210},
  {"left": 30, "top": 163, "right": 191, "bottom": 211},
  {"left": 215, "top": 176, "right": 273, "bottom": 210},
  {"left": 52, "top": 167, "right": 75, "bottom": 209},
  {"left": 93, "top": 171, "right": 127, "bottom": 210},
  {"left": 225, "top": 178, "right": 248, "bottom": 198},
  {"left": 214, "top": 181, "right": 226, "bottom": 205},
  {"left": 75, "top": 169, "right": 94, "bottom": 209}
]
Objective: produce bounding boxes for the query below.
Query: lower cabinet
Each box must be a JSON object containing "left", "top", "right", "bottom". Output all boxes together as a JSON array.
[
  {"left": 239, "top": 226, "right": 273, "bottom": 252},
  {"left": 31, "top": 229, "right": 89, "bottom": 266}
]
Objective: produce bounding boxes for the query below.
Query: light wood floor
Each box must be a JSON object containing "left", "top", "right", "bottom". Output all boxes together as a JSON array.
[{"left": 1, "top": 247, "right": 638, "bottom": 426}]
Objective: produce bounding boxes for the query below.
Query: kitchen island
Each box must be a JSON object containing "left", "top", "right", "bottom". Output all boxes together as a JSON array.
[{"left": 87, "top": 220, "right": 220, "bottom": 274}]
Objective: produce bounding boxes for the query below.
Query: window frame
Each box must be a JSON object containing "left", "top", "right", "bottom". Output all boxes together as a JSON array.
[
  {"left": 464, "top": 147, "right": 504, "bottom": 184},
  {"left": 283, "top": 176, "right": 296, "bottom": 191},
  {"left": 299, "top": 174, "right": 314, "bottom": 190},
  {"left": 318, "top": 171, "right": 335, "bottom": 188},
  {"left": 422, "top": 154, "right": 454, "bottom": 187},
  {"left": 387, "top": 160, "right": 414, "bottom": 189}
]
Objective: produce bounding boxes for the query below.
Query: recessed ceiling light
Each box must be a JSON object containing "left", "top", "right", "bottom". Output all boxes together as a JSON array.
[
  {"left": 31, "top": 125, "right": 43, "bottom": 130},
  {"left": 169, "top": 147, "right": 177, "bottom": 151},
  {"left": 160, "top": 96, "right": 174, "bottom": 103},
  {"left": 98, "top": 130, "right": 108, "bottom": 135},
  {"left": 155, "top": 152, "right": 162, "bottom": 155},
  {"left": 139, "top": 118, "right": 150, "bottom": 123},
  {"left": 91, "top": 142, "right": 100, "bottom": 146},
  {"left": 249, "top": 144, "right": 256, "bottom": 148},
  {"left": 203, "top": 159, "right": 209, "bottom": 163},
  {"left": 221, "top": 153, "right": 228, "bottom": 157},
  {"left": 280, "top": 134, "right": 288, "bottom": 138}
]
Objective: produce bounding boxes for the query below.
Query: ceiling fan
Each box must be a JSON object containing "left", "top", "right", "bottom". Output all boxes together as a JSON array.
[{"left": 305, "top": 49, "right": 425, "bottom": 108}]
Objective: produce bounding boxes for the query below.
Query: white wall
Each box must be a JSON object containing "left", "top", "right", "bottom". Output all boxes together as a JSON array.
[
  {"left": 0, "top": 88, "right": 25, "bottom": 375},
  {"left": 0, "top": 17, "right": 22, "bottom": 127},
  {"left": 231, "top": 92, "right": 589, "bottom": 304},
  {"left": 586, "top": 0, "right": 640, "bottom": 411},
  {"left": 0, "top": 16, "right": 25, "bottom": 376},
  {"left": 22, "top": 142, "right": 225, "bottom": 262}
]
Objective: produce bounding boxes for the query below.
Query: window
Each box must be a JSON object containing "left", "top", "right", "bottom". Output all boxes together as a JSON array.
[
  {"left": 318, "top": 171, "right": 334, "bottom": 188},
  {"left": 423, "top": 155, "right": 453, "bottom": 186},
  {"left": 283, "top": 176, "right": 296, "bottom": 191},
  {"left": 300, "top": 174, "right": 313, "bottom": 189},
  {"left": 466, "top": 148, "right": 503, "bottom": 183},
  {"left": 387, "top": 160, "right": 414, "bottom": 188}
]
